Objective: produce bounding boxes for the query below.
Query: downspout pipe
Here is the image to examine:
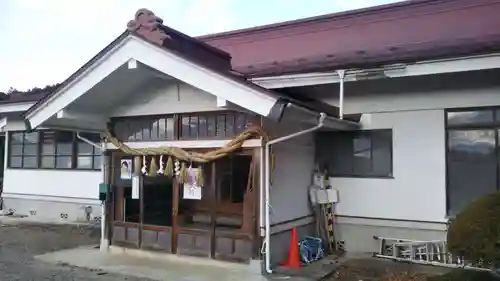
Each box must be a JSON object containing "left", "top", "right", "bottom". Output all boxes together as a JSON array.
[
  {"left": 259, "top": 146, "right": 265, "bottom": 237},
  {"left": 336, "top": 70, "right": 346, "bottom": 120},
  {"left": 264, "top": 112, "right": 326, "bottom": 273},
  {"left": 76, "top": 132, "right": 108, "bottom": 252}
]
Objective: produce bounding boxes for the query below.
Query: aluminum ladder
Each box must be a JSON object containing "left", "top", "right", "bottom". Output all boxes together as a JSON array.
[{"left": 372, "top": 236, "right": 490, "bottom": 271}]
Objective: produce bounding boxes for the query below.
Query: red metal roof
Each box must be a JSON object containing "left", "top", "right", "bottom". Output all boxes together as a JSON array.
[{"left": 199, "top": 0, "right": 500, "bottom": 77}]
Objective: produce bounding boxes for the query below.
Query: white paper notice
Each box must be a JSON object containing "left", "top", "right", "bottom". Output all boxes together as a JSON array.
[
  {"left": 183, "top": 184, "right": 202, "bottom": 200},
  {"left": 132, "top": 176, "right": 140, "bottom": 199},
  {"left": 182, "top": 168, "right": 202, "bottom": 200}
]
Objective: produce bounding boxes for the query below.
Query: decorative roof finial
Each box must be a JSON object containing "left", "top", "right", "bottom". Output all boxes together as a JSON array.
[{"left": 127, "top": 8, "right": 170, "bottom": 45}]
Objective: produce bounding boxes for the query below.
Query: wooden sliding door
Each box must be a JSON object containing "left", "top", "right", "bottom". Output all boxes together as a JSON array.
[
  {"left": 172, "top": 151, "right": 258, "bottom": 262},
  {"left": 110, "top": 152, "right": 175, "bottom": 252},
  {"left": 173, "top": 162, "right": 215, "bottom": 257},
  {"left": 212, "top": 153, "right": 256, "bottom": 262},
  {"left": 109, "top": 149, "right": 259, "bottom": 263}
]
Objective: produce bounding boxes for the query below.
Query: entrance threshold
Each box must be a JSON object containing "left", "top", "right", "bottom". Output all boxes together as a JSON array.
[
  {"left": 36, "top": 245, "right": 265, "bottom": 281},
  {"left": 109, "top": 245, "right": 262, "bottom": 274}
]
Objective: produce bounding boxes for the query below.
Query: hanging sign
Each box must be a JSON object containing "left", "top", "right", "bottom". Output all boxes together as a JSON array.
[
  {"left": 183, "top": 168, "right": 202, "bottom": 200},
  {"left": 132, "top": 176, "right": 140, "bottom": 199}
]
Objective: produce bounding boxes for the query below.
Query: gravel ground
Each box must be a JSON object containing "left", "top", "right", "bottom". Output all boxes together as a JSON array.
[
  {"left": 0, "top": 223, "right": 152, "bottom": 281},
  {"left": 327, "top": 258, "right": 451, "bottom": 281}
]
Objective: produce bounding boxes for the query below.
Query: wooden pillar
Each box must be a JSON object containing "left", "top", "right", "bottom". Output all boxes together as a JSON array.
[{"left": 134, "top": 156, "right": 143, "bottom": 248}]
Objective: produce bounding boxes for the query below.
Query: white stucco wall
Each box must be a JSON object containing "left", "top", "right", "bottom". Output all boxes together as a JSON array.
[
  {"left": 330, "top": 110, "right": 447, "bottom": 222},
  {"left": 266, "top": 117, "right": 315, "bottom": 224},
  {"left": 111, "top": 80, "right": 221, "bottom": 117},
  {"left": 2, "top": 118, "right": 101, "bottom": 202},
  {"left": 4, "top": 119, "right": 26, "bottom": 131},
  {"left": 339, "top": 84, "right": 500, "bottom": 114},
  {"left": 319, "top": 70, "right": 500, "bottom": 224},
  {"left": 3, "top": 169, "right": 101, "bottom": 200},
  {"left": 322, "top": 70, "right": 500, "bottom": 115}
]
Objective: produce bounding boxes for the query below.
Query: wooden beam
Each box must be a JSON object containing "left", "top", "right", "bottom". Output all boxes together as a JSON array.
[
  {"left": 56, "top": 109, "right": 107, "bottom": 124},
  {"left": 217, "top": 97, "right": 227, "bottom": 107},
  {"left": 127, "top": 58, "right": 137, "bottom": 69}
]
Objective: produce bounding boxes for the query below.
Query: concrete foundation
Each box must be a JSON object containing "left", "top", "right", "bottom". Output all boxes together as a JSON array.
[
  {"left": 335, "top": 216, "right": 448, "bottom": 253},
  {"left": 268, "top": 215, "right": 448, "bottom": 269},
  {"left": 108, "top": 245, "right": 263, "bottom": 275},
  {"left": 1, "top": 195, "right": 102, "bottom": 224},
  {"left": 36, "top": 247, "right": 268, "bottom": 281}
]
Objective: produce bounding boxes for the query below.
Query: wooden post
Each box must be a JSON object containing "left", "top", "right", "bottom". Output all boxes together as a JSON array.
[{"left": 133, "top": 156, "right": 143, "bottom": 248}]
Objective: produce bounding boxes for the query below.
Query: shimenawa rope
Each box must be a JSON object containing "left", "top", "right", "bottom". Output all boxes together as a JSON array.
[{"left": 105, "top": 125, "right": 269, "bottom": 164}]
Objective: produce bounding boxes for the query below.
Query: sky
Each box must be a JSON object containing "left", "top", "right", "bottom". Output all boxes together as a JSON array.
[{"left": 0, "top": 0, "right": 400, "bottom": 92}]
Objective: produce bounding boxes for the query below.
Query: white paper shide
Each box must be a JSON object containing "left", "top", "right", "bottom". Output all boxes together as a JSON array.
[{"left": 132, "top": 176, "right": 140, "bottom": 199}]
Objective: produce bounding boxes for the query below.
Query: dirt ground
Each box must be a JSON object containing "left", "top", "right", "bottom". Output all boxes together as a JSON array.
[
  {"left": 0, "top": 222, "right": 490, "bottom": 281},
  {"left": 326, "top": 258, "right": 452, "bottom": 281},
  {"left": 0, "top": 222, "right": 153, "bottom": 280}
]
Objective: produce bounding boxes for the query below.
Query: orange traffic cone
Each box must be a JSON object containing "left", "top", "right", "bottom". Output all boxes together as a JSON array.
[{"left": 281, "top": 227, "right": 301, "bottom": 268}]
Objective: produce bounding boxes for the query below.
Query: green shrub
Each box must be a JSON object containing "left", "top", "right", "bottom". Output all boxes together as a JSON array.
[{"left": 447, "top": 192, "right": 500, "bottom": 264}]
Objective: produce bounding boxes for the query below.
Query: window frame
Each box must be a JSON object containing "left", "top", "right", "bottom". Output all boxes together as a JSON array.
[
  {"left": 7, "top": 130, "right": 101, "bottom": 171},
  {"left": 9, "top": 131, "right": 39, "bottom": 169},
  {"left": 316, "top": 129, "right": 393, "bottom": 179},
  {"left": 76, "top": 133, "right": 102, "bottom": 170},
  {"left": 445, "top": 107, "right": 500, "bottom": 216},
  {"left": 216, "top": 154, "right": 252, "bottom": 204},
  {"left": 110, "top": 111, "right": 259, "bottom": 142}
]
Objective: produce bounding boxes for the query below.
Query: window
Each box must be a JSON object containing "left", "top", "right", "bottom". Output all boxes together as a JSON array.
[
  {"left": 180, "top": 112, "right": 254, "bottom": 139},
  {"left": 316, "top": 130, "right": 393, "bottom": 177},
  {"left": 446, "top": 108, "right": 500, "bottom": 215},
  {"left": 9, "top": 132, "right": 39, "bottom": 168},
  {"left": 111, "top": 111, "right": 258, "bottom": 142},
  {"left": 8, "top": 130, "right": 101, "bottom": 170},
  {"left": 40, "top": 131, "right": 74, "bottom": 169},
  {"left": 77, "top": 133, "right": 101, "bottom": 170},
  {"left": 216, "top": 155, "right": 252, "bottom": 203},
  {"left": 114, "top": 117, "right": 176, "bottom": 142}
]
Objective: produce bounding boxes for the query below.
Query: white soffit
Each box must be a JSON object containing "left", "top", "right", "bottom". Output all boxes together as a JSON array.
[
  {"left": 25, "top": 35, "right": 280, "bottom": 129},
  {"left": 0, "top": 101, "right": 35, "bottom": 113},
  {"left": 252, "top": 53, "right": 500, "bottom": 89}
]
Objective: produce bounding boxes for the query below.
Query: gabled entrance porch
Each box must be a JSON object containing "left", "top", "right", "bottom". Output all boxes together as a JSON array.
[{"left": 108, "top": 111, "right": 263, "bottom": 263}]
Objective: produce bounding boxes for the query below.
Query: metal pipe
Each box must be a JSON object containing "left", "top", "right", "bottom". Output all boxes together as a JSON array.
[
  {"left": 286, "top": 102, "right": 358, "bottom": 129},
  {"left": 264, "top": 113, "right": 326, "bottom": 273},
  {"left": 99, "top": 142, "right": 109, "bottom": 252},
  {"left": 336, "top": 70, "right": 346, "bottom": 120},
  {"left": 76, "top": 132, "right": 108, "bottom": 252},
  {"left": 259, "top": 146, "right": 265, "bottom": 237},
  {"left": 76, "top": 133, "right": 103, "bottom": 149}
]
